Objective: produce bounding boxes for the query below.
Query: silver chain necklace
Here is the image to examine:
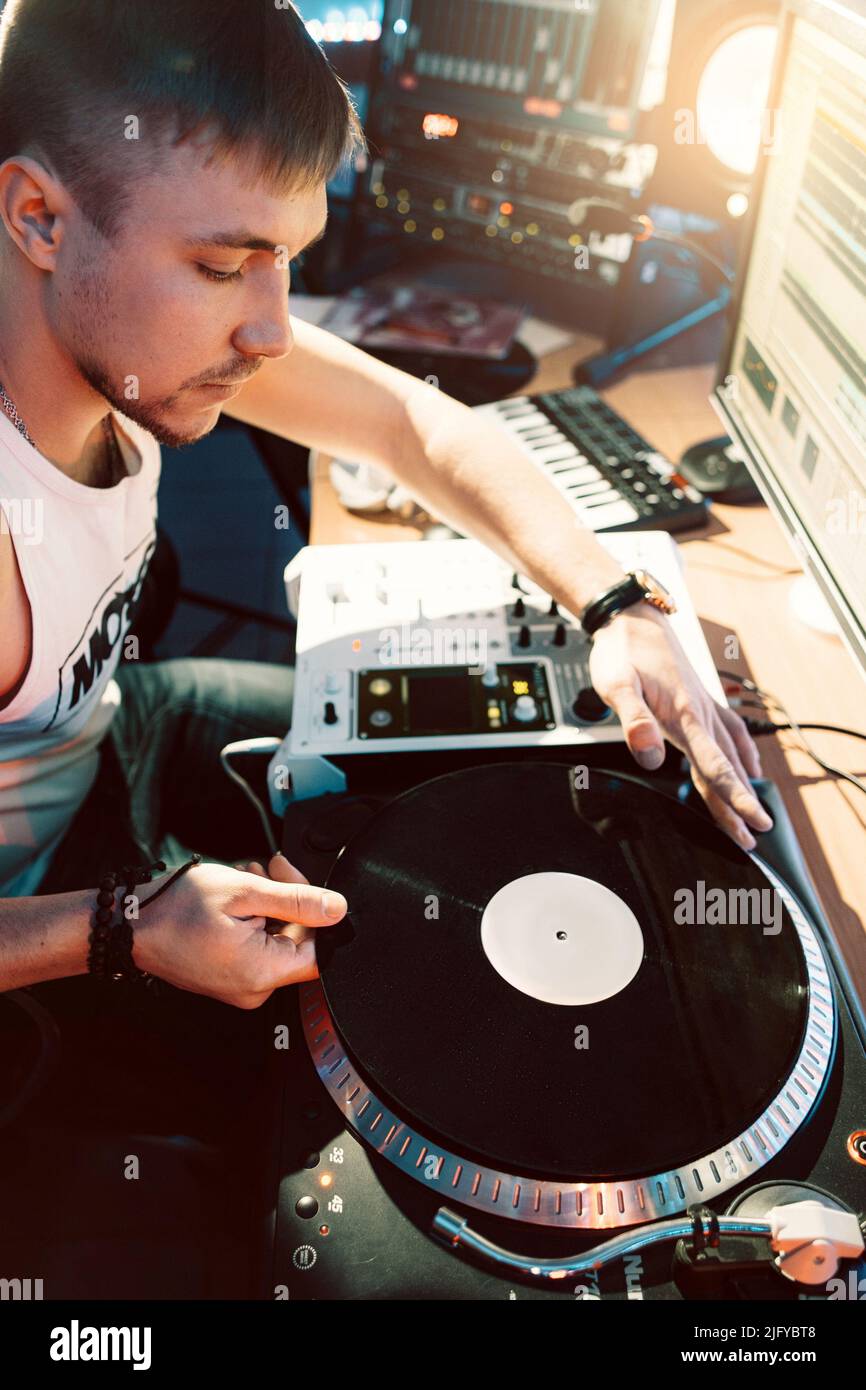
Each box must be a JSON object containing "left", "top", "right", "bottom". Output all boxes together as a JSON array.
[
  {"left": 0, "top": 380, "right": 32, "bottom": 441},
  {"left": 0, "top": 378, "right": 124, "bottom": 483}
]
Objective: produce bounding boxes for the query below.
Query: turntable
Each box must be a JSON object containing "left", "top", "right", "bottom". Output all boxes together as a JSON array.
[{"left": 269, "top": 763, "right": 866, "bottom": 1300}]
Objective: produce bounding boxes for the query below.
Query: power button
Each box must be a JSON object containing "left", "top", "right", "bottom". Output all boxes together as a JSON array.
[{"left": 847, "top": 1130, "right": 866, "bottom": 1165}]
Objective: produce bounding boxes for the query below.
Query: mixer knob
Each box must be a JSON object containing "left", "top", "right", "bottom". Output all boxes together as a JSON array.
[
  {"left": 548, "top": 600, "right": 559, "bottom": 617},
  {"left": 512, "top": 695, "right": 539, "bottom": 723},
  {"left": 553, "top": 623, "right": 567, "bottom": 647},
  {"left": 572, "top": 687, "right": 609, "bottom": 723},
  {"left": 324, "top": 701, "right": 339, "bottom": 726},
  {"left": 517, "top": 625, "right": 531, "bottom": 649},
  {"left": 481, "top": 666, "right": 500, "bottom": 688},
  {"left": 513, "top": 597, "right": 526, "bottom": 618}
]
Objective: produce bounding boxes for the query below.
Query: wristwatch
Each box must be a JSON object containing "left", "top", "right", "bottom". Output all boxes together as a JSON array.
[{"left": 580, "top": 569, "right": 677, "bottom": 637}]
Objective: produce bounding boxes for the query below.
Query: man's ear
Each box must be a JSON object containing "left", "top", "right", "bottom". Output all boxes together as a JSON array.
[{"left": 0, "top": 155, "right": 73, "bottom": 270}]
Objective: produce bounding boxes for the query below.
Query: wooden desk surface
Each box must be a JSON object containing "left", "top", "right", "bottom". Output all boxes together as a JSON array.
[{"left": 310, "top": 332, "right": 866, "bottom": 1000}]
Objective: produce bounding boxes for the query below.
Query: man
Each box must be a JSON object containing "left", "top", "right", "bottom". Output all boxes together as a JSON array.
[{"left": 0, "top": 0, "right": 771, "bottom": 1008}]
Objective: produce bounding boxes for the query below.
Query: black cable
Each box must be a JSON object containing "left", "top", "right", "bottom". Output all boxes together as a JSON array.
[
  {"left": 746, "top": 718, "right": 866, "bottom": 744},
  {"left": 719, "top": 670, "right": 866, "bottom": 799}
]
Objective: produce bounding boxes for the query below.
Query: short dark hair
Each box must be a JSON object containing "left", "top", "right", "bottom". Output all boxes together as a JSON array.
[{"left": 0, "top": 0, "right": 365, "bottom": 236}]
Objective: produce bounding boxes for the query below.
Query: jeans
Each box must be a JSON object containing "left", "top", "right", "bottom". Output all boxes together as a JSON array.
[
  {"left": 39, "top": 658, "right": 294, "bottom": 895},
  {"left": 4, "top": 660, "right": 295, "bottom": 1296}
]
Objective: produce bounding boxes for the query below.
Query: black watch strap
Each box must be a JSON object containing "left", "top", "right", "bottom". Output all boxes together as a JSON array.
[{"left": 580, "top": 574, "right": 649, "bottom": 637}]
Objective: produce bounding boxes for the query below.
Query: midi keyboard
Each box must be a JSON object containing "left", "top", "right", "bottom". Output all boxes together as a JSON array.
[{"left": 474, "top": 383, "right": 708, "bottom": 534}]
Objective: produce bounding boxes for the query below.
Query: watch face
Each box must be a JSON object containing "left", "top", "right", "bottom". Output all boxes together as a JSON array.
[{"left": 632, "top": 569, "right": 677, "bottom": 615}]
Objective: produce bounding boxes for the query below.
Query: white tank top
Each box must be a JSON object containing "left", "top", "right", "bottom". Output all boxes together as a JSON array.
[{"left": 0, "top": 409, "right": 161, "bottom": 896}]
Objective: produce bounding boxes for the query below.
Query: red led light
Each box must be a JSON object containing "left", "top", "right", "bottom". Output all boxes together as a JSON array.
[
  {"left": 523, "top": 97, "right": 562, "bottom": 119},
  {"left": 422, "top": 112, "right": 460, "bottom": 140}
]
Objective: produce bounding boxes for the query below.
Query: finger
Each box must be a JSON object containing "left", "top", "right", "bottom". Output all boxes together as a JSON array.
[
  {"left": 681, "top": 717, "right": 772, "bottom": 836},
  {"left": 717, "top": 704, "right": 765, "bottom": 782},
  {"left": 236, "top": 876, "right": 347, "bottom": 926},
  {"left": 267, "top": 852, "right": 310, "bottom": 886},
  {"left": 690, "top": 766, "right": 755, "bottom": 851},
  {"left": 710, "top": 709, "right": 755, "bottom": 794},
  {"left": 264, "top": 855, "right": 314, "bottom": 942},
  {"left": 270, "top": 922, "right": 314, "bottom": 946},
  {"left": 234, "top": 860, "right": 265, "bottom": 875},
  {"left": 261, "top": 858, "right": 312, "bottom": 942},
  {"left": 603, "top": 677, "right": 666, "bottom": 771},
  {"left": 709, "top": 715, "right": 773, "bottom": 833},
  {"left": 269, "top": 936, "right": 320, "bottom": 985}
]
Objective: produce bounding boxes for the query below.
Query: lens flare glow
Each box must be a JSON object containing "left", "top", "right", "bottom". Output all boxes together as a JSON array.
[{"left": 696, "top": 25, "right": 779, "bottom": 175}]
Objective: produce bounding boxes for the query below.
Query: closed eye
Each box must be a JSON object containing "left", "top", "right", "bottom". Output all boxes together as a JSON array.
[{"left": 198, "top": 264, "right": 245, "bottom": 283}]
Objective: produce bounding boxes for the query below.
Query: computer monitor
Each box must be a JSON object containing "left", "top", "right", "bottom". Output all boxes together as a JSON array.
[{"left": 713, "top": 0, "right": 866, "bottom": 680}]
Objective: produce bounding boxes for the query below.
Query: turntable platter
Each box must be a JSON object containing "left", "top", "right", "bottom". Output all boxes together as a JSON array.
[{"left": 306, "top": 764, "right": 833, "bottom": 1227}]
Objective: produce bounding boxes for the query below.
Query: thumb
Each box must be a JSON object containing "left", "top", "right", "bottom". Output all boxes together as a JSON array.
[
  {"left": 235, "top": 875, "right": 347, "bottom": 926},
  {"left": 604, "top": 677, "right": 665, "bottom": 771}
]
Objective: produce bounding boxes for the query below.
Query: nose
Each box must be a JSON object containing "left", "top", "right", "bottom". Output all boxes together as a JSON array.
[{"left": 233, "top": 272, "right": 295, "bottom": 361}]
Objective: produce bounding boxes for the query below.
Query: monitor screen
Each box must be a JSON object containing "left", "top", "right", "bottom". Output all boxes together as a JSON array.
[{"left": 714, "top": 0, "right": 866, "bottom": 679}]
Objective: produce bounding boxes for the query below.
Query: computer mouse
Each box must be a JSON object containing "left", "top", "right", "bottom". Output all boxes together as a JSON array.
[{"left": 678, "top": 436, "right": 762, "bottom": 505}]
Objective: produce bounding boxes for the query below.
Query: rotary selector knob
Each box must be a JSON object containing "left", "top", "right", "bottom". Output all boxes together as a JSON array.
[
  {"left": 572, "top": 687, "right": 609, "bottom": 723},
  {"left": 513, "top": 695, "right": 539, "bottom": 723}
]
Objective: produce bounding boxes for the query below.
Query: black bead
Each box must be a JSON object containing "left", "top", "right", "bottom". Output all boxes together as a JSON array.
[{"left": 96, "top": 890, "right": 115, "bottom": 908}]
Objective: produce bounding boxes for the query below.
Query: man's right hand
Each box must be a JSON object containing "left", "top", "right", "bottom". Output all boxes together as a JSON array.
[{"left": 131, "top": 859, "right": 347, "bottom": 1009}]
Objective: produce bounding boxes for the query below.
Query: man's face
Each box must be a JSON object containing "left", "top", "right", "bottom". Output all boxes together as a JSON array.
[{"left": 49, "top": 141, "right": 328, "bottom": 447}]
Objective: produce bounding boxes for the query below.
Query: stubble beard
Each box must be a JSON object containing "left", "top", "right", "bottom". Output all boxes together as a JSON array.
[{"left": 75, "top": 354, "right": 218, "bottom": 449}]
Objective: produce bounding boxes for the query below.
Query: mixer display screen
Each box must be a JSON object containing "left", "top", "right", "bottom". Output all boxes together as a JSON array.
[
  {"left": 357, "top": 663, "right": 554, "bottom": 739},
  {"left": 409, "top": 673, "right": 474, "bottom": 732}
]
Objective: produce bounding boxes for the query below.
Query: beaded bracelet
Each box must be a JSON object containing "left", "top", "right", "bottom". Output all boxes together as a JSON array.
[
  {"left": 87, "top": 870, "right": 124, "bottom": 979},
  {"left": 88, "top": 854, "right": 202, "bottom": 986},
  {"left": 88, "top": 860, "right": 164, "bottom": 984}
]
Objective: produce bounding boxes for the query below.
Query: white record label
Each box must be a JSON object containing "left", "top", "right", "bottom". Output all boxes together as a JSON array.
[{"left": 480, "top": 871, "right": 645, "bottom": 1006}]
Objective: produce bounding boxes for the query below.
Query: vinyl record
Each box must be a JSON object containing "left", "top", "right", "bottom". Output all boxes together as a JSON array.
[{"left": 318, "top": 763, "right": 811, "bottom": 1182}]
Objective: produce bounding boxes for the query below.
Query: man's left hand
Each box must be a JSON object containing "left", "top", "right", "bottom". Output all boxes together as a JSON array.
[{"left": 588, "top": 604, "right": 773, "bottom": 851}]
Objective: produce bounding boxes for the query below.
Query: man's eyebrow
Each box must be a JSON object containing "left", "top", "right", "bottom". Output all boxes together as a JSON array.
[{"left": 183, "top": 219, "right": 328, "bottom": 255}]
